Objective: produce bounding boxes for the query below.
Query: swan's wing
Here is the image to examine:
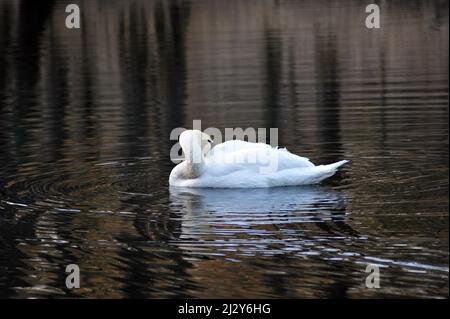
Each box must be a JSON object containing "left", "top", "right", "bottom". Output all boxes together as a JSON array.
[
  {"left": 208, "top": 140, "right": 270, "bottom": 158},
  {"left": 205, "top": 140, "right": 314, "bottom": 175}
]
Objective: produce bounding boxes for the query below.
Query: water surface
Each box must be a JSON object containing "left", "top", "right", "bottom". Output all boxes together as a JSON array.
[{"left": 0, "top": 0, "right": 448, "bottom": 298}]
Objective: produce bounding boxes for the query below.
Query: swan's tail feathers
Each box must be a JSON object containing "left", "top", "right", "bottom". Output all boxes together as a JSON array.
[
  {"left": 309, "top": 160, "right": 348, "bottom": 184},
  {"left": 323, "top": 159, "right": 348, "bottom": 172}
]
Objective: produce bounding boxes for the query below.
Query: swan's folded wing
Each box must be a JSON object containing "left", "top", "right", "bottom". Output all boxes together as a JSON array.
[
  {"left": 205, "top": 140, "right": 314, "bottom": 175},
  {"left": 208, "top": 140, "right": 270, "bottom": 158}
]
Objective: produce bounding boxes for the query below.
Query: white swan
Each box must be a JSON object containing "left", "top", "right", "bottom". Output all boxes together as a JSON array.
[{"left": 169, "top": 130, "right": 348, "bottom": 188}]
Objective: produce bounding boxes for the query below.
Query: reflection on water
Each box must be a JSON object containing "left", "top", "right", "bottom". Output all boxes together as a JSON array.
[
  {"left": 0, "top": 0, "right": 448, "bottom": 298},
  {"left": 171, "top": 186, "right": 348, "bottom": 235},
  {"left": 170, "top": 186, "right": 354, "bottom": 256}
]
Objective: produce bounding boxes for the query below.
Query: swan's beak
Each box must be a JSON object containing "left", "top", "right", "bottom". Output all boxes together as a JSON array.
[{"left": 210, "top": 141, "right": 216, "bottom": 149}]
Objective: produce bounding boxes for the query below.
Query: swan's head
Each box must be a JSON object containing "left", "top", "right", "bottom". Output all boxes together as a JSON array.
[{"left": 179, "top": 129, "right": 214, "bottom": 162}]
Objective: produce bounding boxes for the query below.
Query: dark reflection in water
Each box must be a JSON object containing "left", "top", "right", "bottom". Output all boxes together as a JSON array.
[{"left": 0, "top": 0, "right": 448, "bottom": 298}]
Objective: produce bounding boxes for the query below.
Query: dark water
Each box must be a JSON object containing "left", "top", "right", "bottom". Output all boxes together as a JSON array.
[{"left": 0, "top": 0, "right": 448, "bottom": 298}]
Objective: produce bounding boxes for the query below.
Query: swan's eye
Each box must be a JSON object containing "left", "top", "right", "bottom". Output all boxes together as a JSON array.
[{"left": 208, "top": 139, "right": 212, "bottom": 143}]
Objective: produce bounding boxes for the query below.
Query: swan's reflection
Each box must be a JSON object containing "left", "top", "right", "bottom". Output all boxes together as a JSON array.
[{"left": 169, "top": 186, "right": 349, "bottom": 244}]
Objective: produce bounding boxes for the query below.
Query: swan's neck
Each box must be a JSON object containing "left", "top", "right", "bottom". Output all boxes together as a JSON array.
[
  {"left": 185, "top": 161, "right": 204, "bottom": 179},
  {"left": 184, "top": 140, "right": 205, "bottom": 179}
]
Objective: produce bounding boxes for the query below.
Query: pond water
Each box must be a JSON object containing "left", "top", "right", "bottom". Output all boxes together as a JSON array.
[{"left": 0, "top": 0, "right": 448, "bottom": 298}]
